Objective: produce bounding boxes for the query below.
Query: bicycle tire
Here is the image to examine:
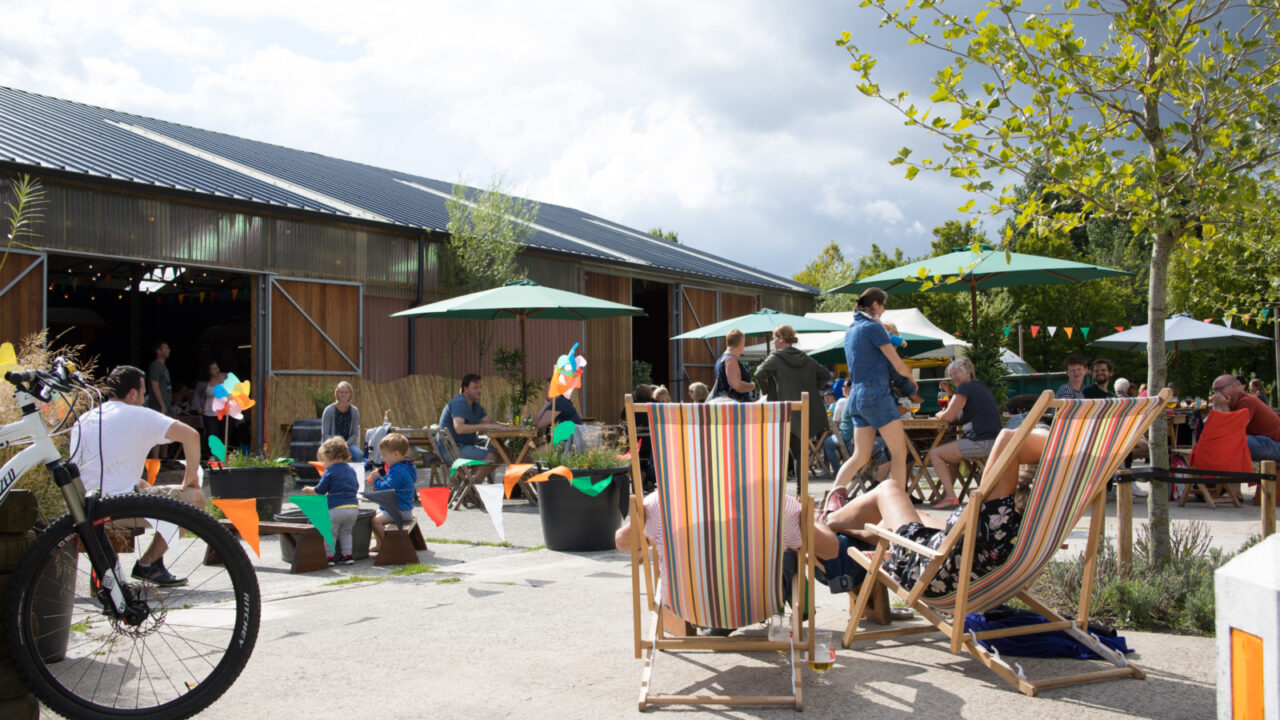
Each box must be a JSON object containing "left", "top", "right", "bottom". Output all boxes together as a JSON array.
[{"left": 3, "top": 494, "right": 260, "bottom": 720}]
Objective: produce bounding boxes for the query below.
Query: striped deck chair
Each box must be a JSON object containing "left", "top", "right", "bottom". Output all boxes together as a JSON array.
[
  {"left": 624, "top": 394, "right": 816, "bottom": 711},
  {"left": 844, "top": 389, "right": 1168, "bottom": 697}
]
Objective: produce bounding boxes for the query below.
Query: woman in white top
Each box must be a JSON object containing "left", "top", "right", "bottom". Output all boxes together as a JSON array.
[{"left": 192, "top": 360, "right": 227, "bottom": 460}]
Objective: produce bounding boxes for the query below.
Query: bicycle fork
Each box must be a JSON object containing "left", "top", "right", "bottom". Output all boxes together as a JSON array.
[{"left": 49, "top": 460, "right": 146, "bottom": 625}]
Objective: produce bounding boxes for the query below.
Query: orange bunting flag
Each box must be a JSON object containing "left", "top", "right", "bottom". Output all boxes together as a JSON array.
[
  {"left": 418, "top": 487, "right": 449, "bottom": 527},
  {"left": 617, "top": 451, "right": 631, "bottom": 463},
  {"left": 527, "top": 465, "right": 572, "bottom": 485},
  {"left": 212, "top": 498, "right": 261, "bottom": 556},
  {"left": 1064, "top": 327, "right": 1074, "bottom": 339},
  {"left": 144, "top": 458, "right": 161, "bottom": 486},
  {"left": 1030, "top": 325, "right": 1040, "bottom": 338},
  {"left": 503, "top": 463, "right": 535, "bottom": 499},
  {"left": 308, "top": 461, "right": 325, "bottom": 475},
  {"left": 1116, "top": 326, "right": 1125, "bottom": 331}
]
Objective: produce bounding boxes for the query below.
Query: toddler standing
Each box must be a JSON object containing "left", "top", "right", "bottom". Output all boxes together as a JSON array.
[{"left": 302, "top": 436, "right": 360, "bottom": 565}]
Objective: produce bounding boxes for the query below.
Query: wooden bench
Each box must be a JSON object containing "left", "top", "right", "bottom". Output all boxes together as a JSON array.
[
  {"left": 209, "top": 519, "right": 331, "bottom": 574},
  {"left": 375, "top": 519, "right": 428, "bottom": 566}
]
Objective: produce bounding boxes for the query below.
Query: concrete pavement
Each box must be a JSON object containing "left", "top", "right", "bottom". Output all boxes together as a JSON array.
[{"left": 176, "top": 478, "right": 1251, "bottom": 720}]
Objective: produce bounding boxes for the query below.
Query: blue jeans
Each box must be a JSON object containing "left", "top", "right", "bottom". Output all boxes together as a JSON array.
[
  {"left": 823, "top": 435, "right": 848, "bottom": 473},
  {"left": 1247, "top": 434, "right": 1280, "bottom": 462},
  {"left": 348, "top": 444, "right": 364, "bottom": 463}
]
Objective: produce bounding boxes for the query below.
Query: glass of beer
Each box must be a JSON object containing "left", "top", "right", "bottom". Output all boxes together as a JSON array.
[
  {"left": 807, "top": 631, "right": 836, "bottom": 685},
  {"left": 768, "top": 613, "right": 789, "bottom": 661},
  {"left": 1166, "top": 395, "right": 1179, "bottom": 410}
]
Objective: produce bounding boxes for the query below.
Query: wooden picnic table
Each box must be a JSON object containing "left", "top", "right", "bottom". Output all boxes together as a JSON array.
[
  {"left": 486, "top": 427, "right": 539, "bottom": 504},
  {"left": 901, "top": 417, "right": 950, "bottom": 503}
]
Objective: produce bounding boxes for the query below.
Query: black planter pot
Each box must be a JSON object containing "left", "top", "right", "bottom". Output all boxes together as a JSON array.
[
  {"left": 207, "top": 466, "right": 289, "bottom": 519},
  {"left": 536, "top": 465, "right": 629, "bottom": 552}
]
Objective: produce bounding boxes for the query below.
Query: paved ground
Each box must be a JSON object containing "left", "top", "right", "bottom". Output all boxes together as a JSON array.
[{"left": 167, "top": 476, "right": 1261, "bottom": 720}]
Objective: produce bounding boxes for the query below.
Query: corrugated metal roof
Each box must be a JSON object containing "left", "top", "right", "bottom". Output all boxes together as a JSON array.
[{"left": 0, "top": 86, "right": 814, "bottom": 294}]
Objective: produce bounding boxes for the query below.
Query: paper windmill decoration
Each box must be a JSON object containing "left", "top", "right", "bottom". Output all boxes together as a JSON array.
[
  {"left": 213, "top": 372, "right": 255, "bottom": 420},
  {"left": 548, "top": 342, "right": 587, "bottom": 399}
]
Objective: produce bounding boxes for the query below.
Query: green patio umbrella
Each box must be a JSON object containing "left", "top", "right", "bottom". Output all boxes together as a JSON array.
[
  {"left": 823, "top": 244, "right": 1131, "bottom": 330},
  {"left": 669, "top": 308, "right": 846, "bottom": 341},
  {"left": 805, "top": 331, "right": 944, "bottom": 364},
  {"left": 392, "top": 279, "right": 644, "bottom": 381}
]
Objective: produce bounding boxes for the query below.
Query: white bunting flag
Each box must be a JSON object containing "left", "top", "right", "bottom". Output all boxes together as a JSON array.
[
  {"left": 475, "top": 484, "right": 506, "bottom": 541},
  {"left": 1048, "top": 326, "right": 1058, "bottom": 337}
]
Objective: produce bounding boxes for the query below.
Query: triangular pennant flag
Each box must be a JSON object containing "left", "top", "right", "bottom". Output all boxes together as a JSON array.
[
  {"left": 1064, "top": 327, "right": 1073, "bottom": 339},
  {"left": 213, "top": 498, "right": 261, "bottom": 556},
  {"left": 475, "top": 484, "right": 506, "bottom": 541},
  {"left": 363, "top": 489, "right": 413, "bottom": 526},
  {"left": 1242, "top": 313, "right": 1251, "bottom": 324},
  {"left": 1262, "top": 309, "right": 1271, "bottom": 320},
  {"left": 144, "top": 458, "right": 161, "bottom": 486},
  {"left": 1226, "top": 316, "right": 1233, "bottom": 328},
  {"left": 1117, "top": 326, "right": 1126, "bottom": 331},
  {"left": 1081, "top": 327, "right": 1091, "bottom": 338},
  {"left": 527, "top": 465, "right": 572, "bottom": 484},
  {"left": 308, "top": 461, "right": 326, "bottom": 475},
  {"left": 551, "top": 421, "right": 577, "bottom": 447},
  {"left": 450, "top": 457, "right": 486, "bottom": 477},
  {"left": 288, "top": 494, "right": 335, "bottom": 550},
  {"left": 418, "top": 487, "right": 449, "bottom": 527},
  {"left": 570, "top": 475, "right": 612, "bottom": 497},
  {"left": 1030, "top": 325, "right": 1040, "bottom": 338},
  {"left": 1203, "top": 318, "right": 1213, "bottom": 323},
  {"left": 503, "top": 463, "right": 535, "bottom": 499},
  {"left": 1002, "top": 326, "right": 1012, "bottom": 338},
  {"left": 1047, "top": 326, "right": 1058, "bottom": 337},
  {"left": 208, "top": 435, "right": 226, "bottom": 462}
]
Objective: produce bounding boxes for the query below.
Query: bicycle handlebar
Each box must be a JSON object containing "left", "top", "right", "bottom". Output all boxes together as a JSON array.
[{"left": 5, "top": 357, "right": 85, "bottom": 401}]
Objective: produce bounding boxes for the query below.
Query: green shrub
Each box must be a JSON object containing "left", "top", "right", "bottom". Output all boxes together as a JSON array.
[{"left": 1031, "top": 521, "right": 1253, "bottom": 636}]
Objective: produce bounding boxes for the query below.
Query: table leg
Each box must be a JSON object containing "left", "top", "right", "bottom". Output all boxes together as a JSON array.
[{"left": 1118, "top": 481, "right": 1133, "bottom": 575}]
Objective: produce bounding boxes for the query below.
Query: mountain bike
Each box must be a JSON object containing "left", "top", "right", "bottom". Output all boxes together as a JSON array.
[{"left": 0, "top": 359, "right": 260, "bottom": 719}]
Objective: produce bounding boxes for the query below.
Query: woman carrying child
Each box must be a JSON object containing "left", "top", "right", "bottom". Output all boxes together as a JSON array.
[{"left": 301, "top": 436, "right": 360, "bottom": 565}]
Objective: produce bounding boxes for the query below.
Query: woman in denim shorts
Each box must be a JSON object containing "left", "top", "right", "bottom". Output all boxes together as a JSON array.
[{"left": 824, "top": 288, "right": 917, "bottom": 513}]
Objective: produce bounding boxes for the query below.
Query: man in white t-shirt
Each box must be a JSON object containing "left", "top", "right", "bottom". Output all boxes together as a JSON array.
[{"left": 70, "top": 366, "right": 204, "bottom": 587}]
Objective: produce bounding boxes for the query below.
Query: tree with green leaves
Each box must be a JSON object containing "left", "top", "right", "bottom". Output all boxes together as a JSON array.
[
  {"left": 838, "top": 0, "right": 1280, "bottom": 564},
  {"left": 648, "top": 227, "right": 680, "bottom": 243},
  {"left": 445, "top": 176, "right": 540, "bottom": 368}
]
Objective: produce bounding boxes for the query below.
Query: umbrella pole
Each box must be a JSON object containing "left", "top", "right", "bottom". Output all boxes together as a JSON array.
[
  {"left": 970, "top": 283, "right": 979, "bottom": 331},
  {"left": 520, "top": 312, "right": 528, "bottom": 398}
]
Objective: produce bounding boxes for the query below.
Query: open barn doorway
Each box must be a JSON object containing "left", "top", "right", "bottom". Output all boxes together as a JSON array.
[{"left": 630, "top": 279, "right": 670, "bottom": 392}]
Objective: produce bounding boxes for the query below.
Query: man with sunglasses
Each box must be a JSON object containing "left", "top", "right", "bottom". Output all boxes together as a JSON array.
[{"left": 1212, "top": 375, "right": 1280, "bottom": 461}]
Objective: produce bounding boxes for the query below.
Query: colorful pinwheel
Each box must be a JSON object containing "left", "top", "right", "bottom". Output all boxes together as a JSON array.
[
  {"left": 548, "top": 342, "right": 587, "bottom": 400},
  {"left": 212, "top": 372, "right": 255, "bottom": 420}
]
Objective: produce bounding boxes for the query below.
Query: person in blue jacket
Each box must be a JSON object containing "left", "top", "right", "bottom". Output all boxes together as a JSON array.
[
  {"left": 301, "top": 436, "right": 361, "bottom": 565},
  {"left": 369, "top": 432, "right": 416, "bottom": 553}
]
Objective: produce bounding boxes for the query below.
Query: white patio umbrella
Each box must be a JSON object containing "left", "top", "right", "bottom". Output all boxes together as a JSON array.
[{"left": 1091, "top": 313, "right": 1271, "bottom": 352}]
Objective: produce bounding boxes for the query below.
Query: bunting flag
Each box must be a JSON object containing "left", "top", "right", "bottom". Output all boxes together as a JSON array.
[
  {"left": 308, "top": 461, "right": 325, "bottom": 475},
  {"left": 503, "top": 463, "right": 535, "bottom": 498},
  {"left": 1226, "top": 316, "right": 1234, "bottom": 328},
  {"left": 475, "top": 484, "right": 506, "bottom": 541},
  {"left": 1204, "top": 318, "right": 1213, "bottom": 323},
  {"left": 144, "top": 458, "right": 161, "bottom": 486},
  {"left": 527, "top": 465, "right": 572, "bottom": 485},
  {"left": 551, "top": 421, "right": 577, "bottom": 446},
  {"left": 1116, "top": 326, "right": 1125, "bottom": 332},
  {"left": 1048, "top": 326, "right": 1058, "bottom": 337},
  {"left": 1242, "top": 313, "right": 1252, "bottom": 324},
  {"left": 213, "top": 498, "right": 261, "bottom": 556},
  {"left": 418, "top": 487, "right": 449, "bottom": 527},
  {"left": 570, "top": 475, "right": 612, "bottom": 497},
  {"left": 1030, "top": 325, "right": 1040, "bottom": 338},
  {"left": 1262, "top": 309, "right": 1271, "bottom": 320},
  {"left": 288, "top": 494, "right": 335, "bottom": 550},
  {"left": 1080, "top": 327, "right": 1091, "bottom": 338},
  {"left": 208, "top": 435, "right": 227, "bottom": 462},
  {"left": 1064, "top": 327, "right": 1074, "bottom": 339},
  {"left": 450, "top": 457, "right": 486, "bottom": 476},
  {"left": 1002, "top": 326, "right": 1012, "bottom": 338}
]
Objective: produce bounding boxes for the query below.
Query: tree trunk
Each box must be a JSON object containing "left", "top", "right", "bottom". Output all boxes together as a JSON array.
[{"left": 1146, "top": 229, "right": 1175, "bottom": 567}]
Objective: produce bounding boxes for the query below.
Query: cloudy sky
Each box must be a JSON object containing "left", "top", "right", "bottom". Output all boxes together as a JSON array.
[{"left": 0, "top": 0, "right": 976, "bottom": 280}]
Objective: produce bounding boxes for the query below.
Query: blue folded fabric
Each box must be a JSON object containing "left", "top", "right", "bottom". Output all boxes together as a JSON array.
[{"left": 963, "top": 611, "right": 1133, "bottom": 659}]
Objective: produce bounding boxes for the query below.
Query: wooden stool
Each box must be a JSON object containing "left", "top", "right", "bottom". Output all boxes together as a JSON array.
[
  {"left": 210, "top": 519, "right": 331, "bottom": 574},
  {"left": 375, "top": 520, "right": 428, "bottom": 566}
]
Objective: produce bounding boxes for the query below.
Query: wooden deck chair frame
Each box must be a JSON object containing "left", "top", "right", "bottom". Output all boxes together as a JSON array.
[
  {"left": 625, "top": 393, "right": 817, "bottom": 711},
  {"left": 843, "top": 389, "right": 1169, "bottom": 697},
  {"left": 428, "top": 424, "right": 487, "bottom": 510}
]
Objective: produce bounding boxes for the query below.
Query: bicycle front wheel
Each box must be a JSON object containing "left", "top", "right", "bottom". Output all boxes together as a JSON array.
[{"left": 3, "top": 494, "right": 260, "bottom": 720}]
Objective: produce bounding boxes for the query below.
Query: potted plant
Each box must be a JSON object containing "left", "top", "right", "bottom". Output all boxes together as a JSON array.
[
  {"left": 529, "top": 441, "right": 631, "bottom": 552},
  {"left": 205, "top": 452, "right": 293, "bottom": 521}
]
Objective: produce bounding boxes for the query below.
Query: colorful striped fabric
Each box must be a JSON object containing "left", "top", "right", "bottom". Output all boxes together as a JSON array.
[
  {"left": 923, "top": 396, "right": 1163, "bottom": 615},
  {"left": 649, "top": 402, "right": 792, "bottom": 630}
]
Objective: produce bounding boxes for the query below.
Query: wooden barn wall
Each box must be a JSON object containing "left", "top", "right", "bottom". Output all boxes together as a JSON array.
[
  {"left": 269, "top": 279, "right": 360, "bottom": 372},
  {"left": 0, "top": 254, "right": 44, "bottom": 346},
  {"left": 583, "top": 271, "right": 631, "bottom": 422},
  {"left": 759, "top": 290, "right": 814, "bottom": 316},
  {"left": 678, "top": 287, "right": 719, "bottom": 391},
  {"left": 363, "top": 293, "right": 409, "bottom": 383}
]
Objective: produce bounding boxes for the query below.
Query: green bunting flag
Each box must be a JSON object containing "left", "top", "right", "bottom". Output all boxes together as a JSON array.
[
  {"left": 570, "top": 475, "right": 612, "bottom": 497},
  {"left": 552, "top": 421, "right": 577, "bottom": 447},
  {"left": 1002, "top": 326, "right": 1012, "bottom": 338},
  {"left": 287, "top": 494, "right": 335, "bottom": 550},
  {"left": 1080, "top": 327, "right": 1090, "bottom": 338},
  {"left": 450, "top": 457, "right": 486, "bottom": 476}
]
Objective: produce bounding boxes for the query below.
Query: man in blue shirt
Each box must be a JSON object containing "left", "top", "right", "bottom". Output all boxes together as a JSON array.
[{"left": 440, "top": 374, "right": 509, "bottom": 462}]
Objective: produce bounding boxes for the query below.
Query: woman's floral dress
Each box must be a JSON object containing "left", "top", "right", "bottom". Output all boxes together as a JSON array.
[{"left": 885, "top": 495, "right": 1021, "bottom": 598}]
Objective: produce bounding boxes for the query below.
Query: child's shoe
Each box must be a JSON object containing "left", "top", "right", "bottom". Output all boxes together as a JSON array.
[
  {"left": 327, "top": 555, "right": 336, "bottom": 566},
  {"left": 340, "top": 554, "right": 355, "bottom": 565}
]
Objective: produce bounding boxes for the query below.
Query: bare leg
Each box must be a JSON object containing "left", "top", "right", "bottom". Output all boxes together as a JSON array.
[
  {"left": 832, "top": 425, "right": 878, "bottom": 491},
  {"left": 981, "top": 428, "right": 1050, "bottom": 499},
  {"left": 879, "top": 420, "right": 910, "bottom": 491},
  {"left": 371, "top": 513, "right": 388, "bottom": 552},
  {"left": 826, "top": 481, "right": 929, "bottom": 543},
  {"left": 930, "top": 441, "right": 963, "bottom": 502}
]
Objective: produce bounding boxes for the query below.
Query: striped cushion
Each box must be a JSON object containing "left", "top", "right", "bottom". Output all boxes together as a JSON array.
[
  {"left": 923, "top": 396, "right": 1162, "bottom": 615},
  {"left": 650, "top": 402, "right": 791, "bottom": 629}
]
